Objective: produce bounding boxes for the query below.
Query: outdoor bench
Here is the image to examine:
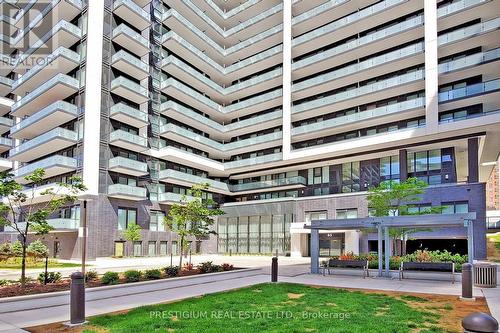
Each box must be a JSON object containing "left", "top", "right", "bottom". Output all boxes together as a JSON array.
[
  {"left": 399, "top": 262, "right": 455, "bottom": 283},
  {"left": 320, "top": 259, "right": 369, "bottom": 278}
]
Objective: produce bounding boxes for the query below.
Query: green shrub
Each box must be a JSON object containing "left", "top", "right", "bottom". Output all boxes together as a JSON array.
[
  {"left": 11, "top": 241, "right": 23, "bottom": 257},
  {"left": 85, "top": 270, "right": 98, "bottom": 281},
  {"left": 101, "top": 271, "right": 119, "bottom": 285},
  {"left": 163, "top": 266, "right": 179, "bottom": 277},
  {"left": 124, "top": 270, "right": 142, "bottom": 282},
  {"left": 221, "top": 263, "right": 234, "bottom": 271},
  {"left": 37, "top": 271, "right": 62, "bottom": 284},
  {"left": 27, "top": 240, "right": 48, "bottom": 258},
  {"left": 197, "top": 261, "right": 221, "bottom": 273},
  {"left": 144, "top": 269, "right": 162, "bottom": 280}
]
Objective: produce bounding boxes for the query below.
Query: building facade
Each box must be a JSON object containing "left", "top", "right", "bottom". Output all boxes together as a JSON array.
[{"left": 0, "top": 0, "right": 499, "bottom": 260}]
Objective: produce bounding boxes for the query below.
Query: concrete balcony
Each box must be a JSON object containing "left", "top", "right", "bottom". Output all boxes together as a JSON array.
[
  {"left": 12, "top": 0, "right": 82, "bottom": 29},
  {"left": 10, "top": 74, "right": 79, "bottom": 118},
  {"left": 111, "top": 50, "right": 149, "bottom": 80},
  {"left": 9, "top": 182, "right": 76, "bottom": 206},
  {"left": 0, "top": 158, "right": 11, "bottom": 171},
  {"left": 293, "top": 0, "right": 422, "bottom": 57},
  {"left": 438, "top": 48, "right": 500, "bottom": 84},
  {"left": 158, "top": 169, "right": 230, "bottom": 195},
  {"left": 0, "top": 137, "right": 12, "bottom": 154},
  {"left": 109, "top": 129, "right": 148, "bottom": 152},
  {"left": 231, "top": 176, "right": 307, "bottom": 194},
  {"left": 292, "top": 69, "right": 425, "bottom": 121},
  {"left": 9, "top": 127, "right": 78, "bottom": 162},
  {"left": 109, "top": 103, "right": 148, "bottom": 128},
  {"left": 292, "top": 97, "right": 426, "bottom": 142},
  {"left": 108, "top": 156, "right": 148, "bottom": 176},
  {"left": 161, "top": 55, "right": 281, "bottom": 103},
  {"left": 4, "top": 218, "right": 80, "bottom": 232},
  {"left": 293, "top": 42, "right": 425, "bottom": 100},
  {"left": 438, "top": 79, "right": 500, "bottom": 113},
  {"left": 0, "top": 116, "right": 13, "bottom": 135},
  {"left": 110, "top": 77, "right": 148, "bottom": 104},
  {"left": 10, "top": 101, "right": 78, "bottom": 140},
  {"left": 113, "top": 0, "right": 150, "bottom": 31},
  {"left": 13, "top": 20, "right": 82, "bottom": 73},
  {"left": 13, "top": 155, "right": 77, "bottom": 184},
  {"left": 0, "top": 75, "right": 12, "bottom": 96},
  {"left": 158, "top": 192, "right": 196, "bottom": 204},
  {"left": 159, "top": 123, "right": 282, "bottom": 158},
  {"left": 11, "top": 47, "right": 80, "bottom": 97},
  {"left": 108, "top": 183, "right": 147, "bottom": 201},
  {"left": 438, "top": 0, "right": 498, "bottom": 31},
  {"left": 160, "top": 101, "right": 282, "bottom": 141},
  {"left": 112, "top": 24, "right": 150, "bottom": 56},
  {"left": 0, "top": 97, "right": 13, "bottom": 117},
  {"left": 293, "top": 15, "right": 424, "bottom": 79},
  {"left": 161, "top": 31, "right": 282, "bottom": 85},
  {"left": 224, "top": 152, "right": 283, "bottom": 171}
]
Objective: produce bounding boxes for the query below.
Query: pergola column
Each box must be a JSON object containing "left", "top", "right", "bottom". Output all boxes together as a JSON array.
[
  {"left": 310, "top": 229, "right": 319, "bottom": 274},
  {"left": 377, "top": 225, "right": 383, "bottom": 277},
  {"left": 384, "top": 227, "right": 390, "bottom": 277},
  {"left": 467, "top": 137, "right": 479, "bottom": 183}
]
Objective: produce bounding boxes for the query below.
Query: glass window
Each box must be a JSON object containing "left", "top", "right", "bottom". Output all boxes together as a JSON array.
[
  {"left": 159, "top": 241, "right": 168, "bottom": 256},
  {"left": 336, "top": 209, "right": 357, "bottom": 219},
  {"left": 305, "top": 211, "right": 327, "bottom": 223},
  {"left": 428, "top": 150, "right": 441, "bottom": 170}
]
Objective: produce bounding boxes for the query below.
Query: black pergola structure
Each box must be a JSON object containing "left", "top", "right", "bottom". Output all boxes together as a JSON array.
[{"left": 306, "top": 213, "right": 477, "bottom": 277}]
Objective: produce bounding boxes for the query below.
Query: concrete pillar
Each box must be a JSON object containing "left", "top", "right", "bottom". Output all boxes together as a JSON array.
[
  {"left": 377, "top": 225, "right": 383, "bottom": 277},
  {"left": 468, "top": 137, "right": 479, "bottom": 183},
  {"left": 384, "top": 227, "right": 391, "bottom": 277},
  {"left": 290, "top": 233, "right": 302, "bottom": 257},
  {"left": 310, "top": 229, "right": 319, "bottom": 274},
  {"left": 282, "top": 0, "right": 292, "bottom": 159},
  {"left": 344, "top": 231, "right": 360, "bottom": 255},
  {"left": 399, "top": 149, "right": 408, "bottom": 181},
  {"left": 424, "top": 0, "right": 439, "bottom": 133}
]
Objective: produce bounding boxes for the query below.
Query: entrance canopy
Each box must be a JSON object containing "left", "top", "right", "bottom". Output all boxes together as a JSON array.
[{"left": 305, "top": 213, "right": 476, "bottom": 276}]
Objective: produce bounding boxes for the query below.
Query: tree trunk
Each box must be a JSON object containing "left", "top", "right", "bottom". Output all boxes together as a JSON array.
[
  {"left": 21, "top": 236, "right": 27, "bottom": 288},
  {"left": 178, "top": 236, "right": 184, "bottom": 268}
]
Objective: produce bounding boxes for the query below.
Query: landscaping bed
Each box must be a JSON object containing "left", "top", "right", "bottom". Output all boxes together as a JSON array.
[
  {"left": 0, "top": 261, "right": 235, "bottom": 298},
  {"left": 26, "top": 282, "right": 490, "bottom": 333}
]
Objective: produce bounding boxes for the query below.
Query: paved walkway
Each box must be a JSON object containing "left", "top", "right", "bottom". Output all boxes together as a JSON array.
[{"left": 1, "top": 262, "right": 499, "bottom": 332}]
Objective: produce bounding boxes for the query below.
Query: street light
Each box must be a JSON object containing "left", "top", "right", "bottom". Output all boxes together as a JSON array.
[{"left": 78, "top": 194, "right": 97, "bottom": 278}]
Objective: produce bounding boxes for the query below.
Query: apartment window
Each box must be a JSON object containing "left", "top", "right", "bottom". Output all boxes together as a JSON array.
[
  {"left": 407, "top": 204, "right": 432, "bottom": 215},
  {"left": 407, "top": 149, "right": 442, "bottom": 184},
  {"left": 308, "top": 166, "right": 329, "bottom": 184},
  {"left": 133, "top": 241, "right": 142, "bottom": 256},
  {"left": 159, "top": 241, "right": 168, "bottom": 256},
  {"left": 118, "top": 176, "right": 137, "bottom": 187},
  {"left": 117, "top": 208, "right": 137, "bottom": 230},
  {"left": 441, "top": 201, "right": 469, "bottom": 214},
  {"left": 336, "top": 209, "right": 358, "bottom": 219},
  {"left": 313, "top": 187, "right": 329, "bottom": 196},
  {"left": 305, "top": 211, "right": 327, "bottom": 224},
  {"left": 59, "top": 205, "right": 80, "bottom": 220},
  {"left": 342, "top": 161, "right": 360, "bottom": 193},
  {"left": 148, "top": 241, "right": 157, "bottom": 256},
  {"left": 150, "top": 211, "right": 165, "bottom": 231},
  {"left": 380, "top": 155, "right": 400, "bottom": 182}
]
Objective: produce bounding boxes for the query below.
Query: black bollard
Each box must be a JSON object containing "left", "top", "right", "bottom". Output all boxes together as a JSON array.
[
  {"left": 462, "top": 312, "right": 498, "bottom": 333},
  {"left": 70, "top": 272, "right": 86, "bottom": 325},
  {"left": 461, "top": 263, "right": 474, "bottom": 300},
  {"left": 271, "top": 257, "right": 278, "bottom": 282}
]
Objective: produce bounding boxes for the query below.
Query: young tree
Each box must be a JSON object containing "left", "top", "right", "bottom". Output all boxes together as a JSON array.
[
  {"left": 121, "top": 223, "right": 142, "bottom": 256},
  {"left": 0, "top": 169, "right": 86, "bottom": 286},
  {"left": 164, "top": 183, "right": 224, "bottom": 268},
  {"left": 367, "top": 177, "right": 441, "bottom": 255}
]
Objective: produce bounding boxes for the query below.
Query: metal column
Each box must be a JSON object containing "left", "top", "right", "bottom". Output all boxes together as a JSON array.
[
  {"left": 377, "top": 225, "right": 383, "bottom": 277},
  {"left": 384, "top": 227, "right": 390, "bottom": 277},
  {"left": 310, "top": 229, "right": 320, "bottom": 274}
]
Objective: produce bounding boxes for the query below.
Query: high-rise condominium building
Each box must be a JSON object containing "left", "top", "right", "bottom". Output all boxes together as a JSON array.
[{"left": 0, "top": 0, "right": 499, "bottom": 260}]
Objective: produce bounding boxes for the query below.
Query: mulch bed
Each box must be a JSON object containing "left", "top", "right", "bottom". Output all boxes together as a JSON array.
[{"left": 0, "top": 268, "right": 229, "bottom": 298}]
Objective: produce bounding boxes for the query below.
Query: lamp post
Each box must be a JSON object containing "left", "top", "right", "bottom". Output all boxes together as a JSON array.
[{"left": 78, "top": 195, "right": 97, "bottom": 279}]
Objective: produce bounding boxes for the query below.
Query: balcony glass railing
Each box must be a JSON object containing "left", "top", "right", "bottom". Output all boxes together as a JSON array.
[
  {"left": 0, "top": 137, "right": 12, "bottom": 147},
  {"left": 9, "top": 127, "right": 78, "bottom": 157},
  {"left": 13, "top": 155, "right": 77, "bottom": 179},
  {"left": 4, "top": 218, "right": 80, "bottom": 232},
  {"left": 438, "top": 79, "right": 500, "bottom": 102},
  {"left": 293, "top": 0, "right": 349, "bottom": 26},
  {"left": 109, "top": 129, "right": 148, "bottom": 147},
  {"left": 224, "top": 152, "right": 282, "bottom": 169},
  {"left": 10, "top": 101, "right": 78, "bottom": 136},
  {"left": 438, "top": 17, "right": 500, "bottom": 46},
  {"left": 0, "top": 117, "right": 13, "bottom": 128},
  {"left": 231, "top": 176, "right": 307, "bottom": 192},
  {"left": 294, "top": 69, "right": 425, "bottom": 114},
  {"left": 293, "top": 15, "right": 424, "bottom": 70},
  {"left": 12, "top": 47, "right": 80, "bottom": 91},
  {"left": 112, "top": 24, "right": 149, "bottom": 48},
  {"left": 225, "top": 89, "right": 282, "bottom": 113},
  {"left": 108, "top": 183, "right": 147, "bottom": 198},
  {"left": 437, "top": 0, "right": 488, "bottom": 17},
  {"left": 294, "top": 42, "right": 424, "bottom": 93},
  {"left": 113, "top": 0, "right": 149, "bottom": 21},
  {"left": 438, "top": 48, "right": 500, "bottom": 73},
  {"left": 158, "top": 169, "right": 230, "bottom": 192},
  {"left": 112, "top": 50, "right": 149, "bottom": 74},
  {"left": 11, "top": 74, "right": 79, "bottom": 113},
  {"left": 0, "top": 76, "right": 13, "bottom": 87},
  {"left": 293, "top": 98, "right": 425, "bottom": 135},
  {"left": 294, "top": 0, "right": 406, "bottom": 47},
  {"left": 108, "top": 156, "right": 148, "bottom": 173},
  {"left": 439, "top": 109, "right": 500, "bottom": 124},
  {"left": 111, "top": 76, "right": 149, "bottom": 98},
  {"left": 110, "top": 103, "right": 148, "bottom": 123}
]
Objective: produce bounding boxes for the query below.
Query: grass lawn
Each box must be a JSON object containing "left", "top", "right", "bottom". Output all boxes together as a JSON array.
[
  {"left": 486, "top": 233, "right": 500, "bottom": 262},
  {"left": 0, "top": 258, "right": 82, "bottom": 269},
  {"left": 28, "top": 283, "right": 489, "bottom": 333}
]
